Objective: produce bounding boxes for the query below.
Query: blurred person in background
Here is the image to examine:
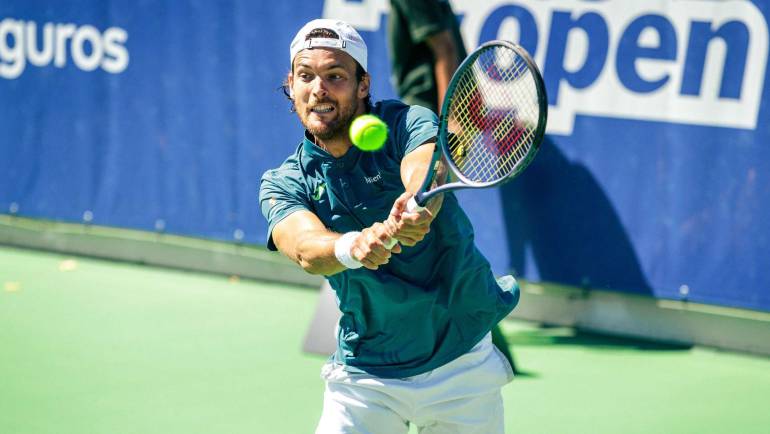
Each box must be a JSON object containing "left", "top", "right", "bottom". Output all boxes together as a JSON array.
[{"left": 388, "top": 0, "right": 518, "bottom": 374}]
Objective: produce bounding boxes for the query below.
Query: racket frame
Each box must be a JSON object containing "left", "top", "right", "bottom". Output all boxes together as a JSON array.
[{"left": 412, "top": 40, "right": 548, "bottom": 207}]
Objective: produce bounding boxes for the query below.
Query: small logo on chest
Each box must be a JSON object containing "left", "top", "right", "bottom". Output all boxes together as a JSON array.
[
  {"left": 364, "top": 173, "right": 382, "bottom": 184},
  {"left": 312, "top": 182, "right": 326, "bottom": 200}
]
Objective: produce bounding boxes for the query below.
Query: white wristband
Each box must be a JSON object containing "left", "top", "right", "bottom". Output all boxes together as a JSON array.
[{"left": 334, "top": 231, "right": 363, "bottom": 269}]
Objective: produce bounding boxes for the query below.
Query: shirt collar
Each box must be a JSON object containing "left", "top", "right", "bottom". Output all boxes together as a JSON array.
[{"left": 300, "top": 130, "right": 361, "bottom": 171}]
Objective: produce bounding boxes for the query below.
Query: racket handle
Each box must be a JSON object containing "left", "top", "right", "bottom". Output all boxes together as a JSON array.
[
  {"left": 383, "top": 196, "right": 426, "bottom": 250},
  {"left": 406, "top": 196, "right": 425, "bottom": 213}
]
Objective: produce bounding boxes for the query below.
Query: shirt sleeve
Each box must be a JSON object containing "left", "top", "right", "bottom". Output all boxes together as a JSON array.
[
  {"left": 391, "top": 0, "right": 451, "bottom": 42},
  {"left": 259, "top": 166, "right": 312, "bottom": 251},
  {"left": 395, "top": 104, "right": 439, "bottom": 158}
]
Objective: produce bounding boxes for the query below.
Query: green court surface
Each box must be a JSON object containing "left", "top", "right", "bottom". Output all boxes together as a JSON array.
[{"left": 2, "top": 245, "right": 769, "bottom": 434}]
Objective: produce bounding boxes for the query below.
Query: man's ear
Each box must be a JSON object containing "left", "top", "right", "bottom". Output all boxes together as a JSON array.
[
  {"left": 358, "top": 73, "right": 370, "bottom": 99},
  {"left": 287, "top": 72, "right": 294, "bottom": 98}
]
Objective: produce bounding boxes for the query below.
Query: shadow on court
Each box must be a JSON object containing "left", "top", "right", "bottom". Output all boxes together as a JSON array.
[
  {"left": 498, "top": 323, "right": 692, "bottom": 379},
  {"left": 503, "top": 324, "right": 692, "bottom": 352}
]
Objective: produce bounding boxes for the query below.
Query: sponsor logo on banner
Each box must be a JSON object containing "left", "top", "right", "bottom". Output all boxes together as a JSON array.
[
  {"left": 0, "top": 18, "right": 129, "bottom": 79},
  {"left": 324, "top": 0, "right": 769, "bottom": 134}
]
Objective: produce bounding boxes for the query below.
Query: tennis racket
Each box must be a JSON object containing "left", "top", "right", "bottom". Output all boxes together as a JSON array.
[{"left": 385, "top": 40, "right": 546, "bottom": 249}]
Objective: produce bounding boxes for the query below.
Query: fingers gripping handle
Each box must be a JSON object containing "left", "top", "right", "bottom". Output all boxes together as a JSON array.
[
  {"left": 406, "top": 196, "right": 425, "bottom": 213},
  {"left": 383, "top": 237, "right": 398, "bottom": 249},
  {"left": 383, "top": 197, "right": 426, "bottom": 249}
]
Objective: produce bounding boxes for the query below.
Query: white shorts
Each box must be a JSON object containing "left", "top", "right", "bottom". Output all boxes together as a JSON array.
[{"left": 315, "top": 333, "right": 514, "bottom": 434}]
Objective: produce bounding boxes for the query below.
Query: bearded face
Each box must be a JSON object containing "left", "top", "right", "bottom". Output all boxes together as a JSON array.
[
  {"left": 298, "top": 87, "right": 359, "bottom": 141},
  {"left": 289, "top": 48, "right": 368, "bottom": 143}
]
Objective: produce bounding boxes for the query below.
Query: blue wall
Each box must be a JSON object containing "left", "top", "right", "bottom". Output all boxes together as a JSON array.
[{"left": 1, "top": 1, "right": 768, "bottom": 311}]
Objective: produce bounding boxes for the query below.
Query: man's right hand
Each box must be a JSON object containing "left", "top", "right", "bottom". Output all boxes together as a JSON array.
[
  {"left": 350, "top": 222, "right": 402, "bottom": 270},
  {"left": 386, "top": 191, "right": 442, "bottom": 247}
]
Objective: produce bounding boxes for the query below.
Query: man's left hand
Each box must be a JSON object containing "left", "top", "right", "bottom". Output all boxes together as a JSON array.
[{"left": 386, "top": 192, "right": 436, "bottom": 247}]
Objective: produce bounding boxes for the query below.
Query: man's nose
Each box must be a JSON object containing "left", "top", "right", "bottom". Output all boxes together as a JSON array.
[{"left": 311, "top": 77, "right": 328, "bottom": 98}]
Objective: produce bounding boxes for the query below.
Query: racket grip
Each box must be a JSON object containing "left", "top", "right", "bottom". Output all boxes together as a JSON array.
[
  {"left": 406, "top": 197, "right": 425, "bottom": 213},
  {"left": 383, "top": 196, "right": 425, "bottom": 250}
]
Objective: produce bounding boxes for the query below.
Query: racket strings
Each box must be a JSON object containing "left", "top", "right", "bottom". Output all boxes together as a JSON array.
[
  {"left": 446, "top": 45, "right": 541, "bottom": 184},
  {"left": 455, "top": 56, "right": 534, "bottom": 181}
]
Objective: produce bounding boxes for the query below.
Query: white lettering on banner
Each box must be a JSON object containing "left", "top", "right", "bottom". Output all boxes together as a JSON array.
[
  {"left": 323, "top": 0, "right": 390, "bottom": 31},
  {"left": 0, "top": 18, "right": 129, "bottom": 79},
  {"left": 324, "top": 0, "right": 768, "bottom": 134}
]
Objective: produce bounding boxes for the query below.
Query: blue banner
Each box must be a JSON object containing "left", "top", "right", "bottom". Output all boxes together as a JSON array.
[{"left": 1, "top": 1, "right": 768, "bottom": 312}]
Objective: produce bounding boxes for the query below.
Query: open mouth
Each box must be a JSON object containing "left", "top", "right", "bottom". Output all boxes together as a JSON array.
[{"left": 310, "top": 103, "right": 335, "bottom": 115}]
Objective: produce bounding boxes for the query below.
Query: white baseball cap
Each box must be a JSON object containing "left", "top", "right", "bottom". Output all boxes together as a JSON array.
[{"left": 289, "top": 19, "right": 368, "bottom": 71}]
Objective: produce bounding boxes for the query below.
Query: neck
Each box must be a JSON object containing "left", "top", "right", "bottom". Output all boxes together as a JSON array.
[{"left": 315, "top": 135, "right": 351, "bottom": 158}]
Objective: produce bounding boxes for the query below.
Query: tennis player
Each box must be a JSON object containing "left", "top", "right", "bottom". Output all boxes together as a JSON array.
[{"left": 260, "top": 18, "right": 519, "bottom": 434}]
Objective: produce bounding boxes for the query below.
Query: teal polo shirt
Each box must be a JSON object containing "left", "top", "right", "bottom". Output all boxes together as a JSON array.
[{"left": 259, "top": 99, "right": 519, "bottom": 378}]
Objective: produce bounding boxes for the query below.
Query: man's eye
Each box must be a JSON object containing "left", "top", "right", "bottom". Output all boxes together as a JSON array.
[
  {"left": 328, "top": 74, "right": 342, "bottom": 81},
  {"left": 299, "top": 73, "right": 312, "bottom": 81}
]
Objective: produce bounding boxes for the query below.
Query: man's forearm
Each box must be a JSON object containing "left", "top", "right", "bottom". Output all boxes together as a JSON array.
[
  {"left": 292, "top": 230, "right": 347, "bottom": 275},
  {"left": 425, "top": 158, "right": 447, "bottom": 214},
  {"left": 400, "top": 144, "right": 446, "bottom": 216}
]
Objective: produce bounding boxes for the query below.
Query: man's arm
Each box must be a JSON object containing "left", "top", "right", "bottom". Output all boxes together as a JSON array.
[
  {"left": 401, "top": 141, "right": 447, "bottom": 205},
  {"left": 425, "top": 30, "right": 459, "bottom": 113},
  {"left": 388, "top": 141, "right": 448, "bottom": 246},
  {"left": 272, "top": 210, "right": 401, "bottom": 275}
]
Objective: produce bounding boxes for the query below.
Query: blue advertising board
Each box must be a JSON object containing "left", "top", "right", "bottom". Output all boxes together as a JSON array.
[{"left": 1, "top": 1, "right": 768, "bottom": 311}]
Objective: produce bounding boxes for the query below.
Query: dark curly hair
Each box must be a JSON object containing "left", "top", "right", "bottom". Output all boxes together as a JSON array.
[{"left": 281, "top": 28, "right": 372, "bottom": 112}]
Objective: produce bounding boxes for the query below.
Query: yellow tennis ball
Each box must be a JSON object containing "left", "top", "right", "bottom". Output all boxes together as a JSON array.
[{"left": 350, "top": 114, "right": 388, "bottom": 151}]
